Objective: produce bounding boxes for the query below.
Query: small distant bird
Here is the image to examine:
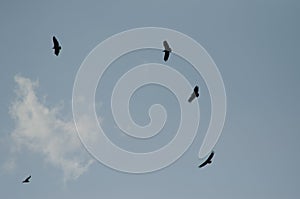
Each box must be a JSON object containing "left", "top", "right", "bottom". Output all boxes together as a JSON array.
[
  {"left": 194, "top": 86, "right": 199, "bottom": 97},
  {"left": 188, "top": 86, "right": 200, "bottom": 102},
  {"left": 22, "top": 175, "right": 31, "bottom": 183},
  {"left": 52, "top": 36, "right": 61, "bottom": 56},
  {"left": 198, "top": 151, "right": 214, "bottom": 168},
  {"left": 162, "top": 40, "right": 172, "bottom": 61}
]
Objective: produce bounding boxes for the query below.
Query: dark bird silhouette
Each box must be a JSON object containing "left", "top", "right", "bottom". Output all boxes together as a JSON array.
[
  {"left": 188, "top": 85, "right": 200, "bottom": 102},
  {"left": 162, "top": 40, "right": 172, "bottom": 61},
  {"left": 52, "top": 36, "right": 61, "bottom": 56},
  {"left": 22, "top": 175, "right": 31, "bottom": 183},
  {"left": 198, "top": 151, "right": 214, "bottom": 168},
  {"left": 194, "top": 86, "right": 199, "bottom": 97}
]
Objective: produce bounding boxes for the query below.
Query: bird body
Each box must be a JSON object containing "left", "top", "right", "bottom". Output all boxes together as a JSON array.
[{"left": 198, "top": 151, "right": 214, "bottom": 168}]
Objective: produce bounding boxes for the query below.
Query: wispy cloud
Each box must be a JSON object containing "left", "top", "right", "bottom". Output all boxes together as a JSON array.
[{"left": 7, "top": 75, "right": 95, "bottom": 181}]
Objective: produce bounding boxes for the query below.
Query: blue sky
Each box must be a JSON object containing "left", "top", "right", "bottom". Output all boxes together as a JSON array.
[{"left": 0, "top": 0, "right": 299, "bottom": 198}]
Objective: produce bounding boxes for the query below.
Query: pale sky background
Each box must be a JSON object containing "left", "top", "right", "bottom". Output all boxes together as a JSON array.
[{"left": 0, "top": 0, "right": 299, "bottom": 198}]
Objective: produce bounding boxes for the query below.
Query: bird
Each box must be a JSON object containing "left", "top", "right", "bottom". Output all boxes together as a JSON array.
[
  {"left": 194, "top": 86, "right": 199, "bottom": 97},
  {"left": 162, "top": 40, "right": 172, "bottom": 61},
  {"left": 52, "top": 36, "right": 61, "bottom": 56},
  {"left": 198, "top": 151, "right": 214, "bottom": 168},
  {"left": 188, "top": 85, "right": 200, "bottom": 102},
  {"left": 22, "top": 175, "right": 31, "bottom": 183}
]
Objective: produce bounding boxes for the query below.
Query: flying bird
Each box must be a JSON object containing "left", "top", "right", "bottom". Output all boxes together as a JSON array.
[
  {"left": 188, "top": 85, "right": 200, "bottom": 102},
  {"left": 52, "top": 36, "right": 61, "bottom": 56},
  {"left": 194, "top": 86, "right": 199, "bottom": 97},
  {"left": 22, "top": 175, "right": 31, "bottom": 183},
  {"left": 162, "top": 40, "right": 172, "bottom": 61},
  {"left": 198, "top": 151, "right": 214, "bottom": 168}
]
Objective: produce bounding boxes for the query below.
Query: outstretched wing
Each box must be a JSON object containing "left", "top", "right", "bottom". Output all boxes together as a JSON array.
[
  {"left": 164, "top": 51, "right": 170, "bottom": 61},
  {"left": 198, "top": 161, "right": 208, "bottom": 168},
  {"left": 207, "top": 151, "right": 215, "bottom": 161},
  {"left": 188, "top": 92, "right": 196, "bottom": 103},
  {"left": 24, "top": 175, "right": 31, "bottom": 182},
  {"left": 163, "top": 40, "right": 171, "bottom": 51},
  {"left": 53, "top": 36, "right": 59, "bottom": 47}
]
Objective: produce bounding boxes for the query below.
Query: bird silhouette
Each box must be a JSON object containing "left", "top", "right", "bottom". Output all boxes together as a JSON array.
[
  {"left": 52, "top": 36, "right": 61, "bottom": 56},
  {"left": 188, "top": 85, "right": 199, "bottom": 102},
  {"left": 198, "top": 151, "right": 214, "bottom": 168},
  {"left": 22, "top": 175, "right": 31, "bottom": 183},
  {"left": 162, "top": 40, "right": 172, "bottom": 61}
]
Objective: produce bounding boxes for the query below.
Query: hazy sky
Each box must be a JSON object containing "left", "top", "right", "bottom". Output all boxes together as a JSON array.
[{"left": 0, "top": 0, "right": 299, "bottom": 198}]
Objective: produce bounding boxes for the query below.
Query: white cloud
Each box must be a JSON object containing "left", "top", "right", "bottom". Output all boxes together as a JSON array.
[{"left": 8, "top": 75, "right": 96, "bottom": 181}]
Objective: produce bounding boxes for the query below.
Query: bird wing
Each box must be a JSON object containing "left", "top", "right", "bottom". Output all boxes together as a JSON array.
[
  {"left": 198, "top": 161, "right": 207, "bottom": 168},
  {"left": 188, "top": 92, "right": 196, "bottom": 102},
  {"left": 25, "top": 175, "right": 31, "bottom": 181},
  {"left": 163, "top": 40, "right": 171, "bottom": 51},
  {"left": 207, "top": 151, "right": 215, "bottom": 161},
  {"left": 53, "top": 36, "right": 59, "bottom": 47},
  {"left": 164, "top": 51, "right": 170, "bottom": 61}
]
